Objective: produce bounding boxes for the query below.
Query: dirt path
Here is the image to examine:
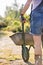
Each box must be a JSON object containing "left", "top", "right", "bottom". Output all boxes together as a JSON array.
[
  {"left": 0, "top": 36, "right": 35, "bottom": 65},
  {"left": 0, "top": 33, "right": 43, "bottom": 65},
  {"left": 0, "top": 59, "right": 34, "bottom": 65},
  {"left": 9, "top": 60, "right": 34, "bottom": 65}
]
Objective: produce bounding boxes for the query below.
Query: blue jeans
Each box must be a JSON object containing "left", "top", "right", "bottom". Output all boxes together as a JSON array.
[{"left": 30, "top": 1, "right": 43, "bottom": 35}]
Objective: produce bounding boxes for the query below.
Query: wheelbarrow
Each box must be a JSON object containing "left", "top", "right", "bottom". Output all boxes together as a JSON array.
[
  {"left": 10, "top": 17, "right": 43, "bottom": 62},
  {"left": 10, "top": 20, "right": 34, "bottom": 62}
]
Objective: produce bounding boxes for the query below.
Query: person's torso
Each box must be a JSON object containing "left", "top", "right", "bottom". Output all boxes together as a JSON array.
[{"left": 32, "top": 0, "right": 42, "bottom": 10}]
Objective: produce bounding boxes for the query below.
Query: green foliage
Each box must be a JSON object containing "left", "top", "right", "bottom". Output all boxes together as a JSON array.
[
  {"left": 0, "top": 17, "right": 7, "bottom": 30},
  {"left": 0, "top": 1, "right": 30, "bottom": 32}
]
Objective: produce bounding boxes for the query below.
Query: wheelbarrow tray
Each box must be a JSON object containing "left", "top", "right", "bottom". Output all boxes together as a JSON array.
[{"left": 10, "top": 32, "right": 34, "bottom": 45}]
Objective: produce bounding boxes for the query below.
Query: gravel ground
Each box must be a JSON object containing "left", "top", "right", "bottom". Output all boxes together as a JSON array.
[{"left": 0, "top": 59, "right": 34, "bottom": 65}]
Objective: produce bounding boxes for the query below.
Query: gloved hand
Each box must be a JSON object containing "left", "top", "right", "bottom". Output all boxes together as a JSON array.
[{"left": 20, "top": 14, "right": 26, "bottom": 23}]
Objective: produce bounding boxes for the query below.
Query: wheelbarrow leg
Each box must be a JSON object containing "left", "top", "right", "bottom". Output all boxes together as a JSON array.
[
  {"left": 28, "top": 45, "right": 34, "bottom": 51},
  {"left": 22, "top": 22, "right": 29, "bottom": 62}
]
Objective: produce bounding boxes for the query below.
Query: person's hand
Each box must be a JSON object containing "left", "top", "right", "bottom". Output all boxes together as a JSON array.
[{"left": 20, "top": 14, "right": 26, "bottom": 23}]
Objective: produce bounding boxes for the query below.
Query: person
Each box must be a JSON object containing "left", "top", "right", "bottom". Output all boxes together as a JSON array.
[{"left": 20, "top": 0, "right": 43, "bottom": 65}]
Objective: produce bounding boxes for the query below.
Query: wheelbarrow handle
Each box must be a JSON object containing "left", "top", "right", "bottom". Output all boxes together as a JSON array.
[
  {"left": 22, "top": 21, "right": 25, "bottom": 45},
  {"left": 20, "top": 14, "right": 26, "bottom": 45}
]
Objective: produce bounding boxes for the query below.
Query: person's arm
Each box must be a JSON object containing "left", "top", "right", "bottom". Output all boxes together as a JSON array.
[{"left": 21, "top": 0, "right": 31, "bottom": 15}]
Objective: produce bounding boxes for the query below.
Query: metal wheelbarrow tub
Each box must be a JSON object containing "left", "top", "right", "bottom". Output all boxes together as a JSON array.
[{"left": 10, "top": 32, "right": 34, "bottom": 46}]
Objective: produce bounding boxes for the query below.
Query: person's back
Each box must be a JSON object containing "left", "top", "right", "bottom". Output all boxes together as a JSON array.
[{"left": 32, "top": 0, "right": 42, "bottom": 10}]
